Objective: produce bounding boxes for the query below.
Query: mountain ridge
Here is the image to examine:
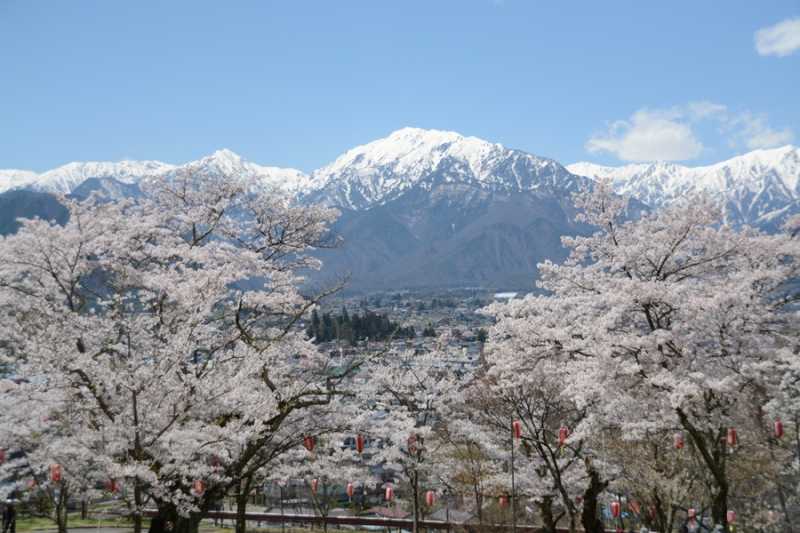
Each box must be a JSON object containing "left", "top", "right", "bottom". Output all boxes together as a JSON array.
[{"left": 3, "top": 130, "right": 799, "bottom": 290}]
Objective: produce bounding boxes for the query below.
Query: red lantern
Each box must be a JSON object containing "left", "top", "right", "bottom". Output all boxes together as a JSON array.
[
  {"left": 727, "top": 428, "right": 737, "bottom": 447},
  {"left": 629, "top": 500, "right": 641, "bottom": 515},
  {"left": 674, "top": 432, "right": 685, "bottom": 449},
  {"left": 303, "top": 436, "right": 315, "bottom": 452},
  {"left": 49, "top": 464, "right": 62, "bottom": 483},
  {"left": 0, "top": 448, "right": 5, "bottom": 464},
  {"left": 727, "top": 510, "right": 736, "bottom": 524},
  {"left": 310, "top": 479, "right": 319, "bottom": 494},
  {"left": 385, "top": 486, "right": 394, "bottom": 501},
  {"left": 610, "top": 501, "right": 621, "bottom": 518},
  {"left": 106, "top": 479, "right": 119, "bottom": 493},
  {"left": 408, "top": 434, "right": 418, "bottom": 454},
  {"left": 192, "top": 479, "right": 205, "bottom": 496},
  {"left": 558, "top": 426, "right": 569, "bottom": 447},
  {"left": 356, "top": 434, "right": 365, "bottom": 454},
  {"left": 775, "top": 420, "right": 784, "bottom": 439},
  {"left": 688, "top": 508, "right": 697, "bottom": 520},
  {"left": 425, "top": 490, "right": 436, "bottom": 507},
  {"left": 346, "top": 482, "right": 354, "bottom": 498},
  {"left": 512, "top": 420, "right": 522, "bottom": 440},
  {"left": 499, "top": 495, "right": 509, "bottom": 508}
]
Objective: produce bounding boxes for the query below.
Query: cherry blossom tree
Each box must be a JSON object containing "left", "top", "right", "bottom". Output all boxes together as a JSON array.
[
  {"left": 354, "top": 348, "right": 463, "bottom": 533},
  {"left": 482, "top": 180, "right": 800, "bottom": 532},
  {"left": 0, "top": 384, "right": 109, "bottom": 533},
  {"left": 0, "top": 171, "right": 348, "bottom": 533}
]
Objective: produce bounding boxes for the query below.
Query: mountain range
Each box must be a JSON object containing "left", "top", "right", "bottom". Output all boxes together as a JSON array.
[{"left": 2, "top": 128, "right": 799, "bottom": 291}]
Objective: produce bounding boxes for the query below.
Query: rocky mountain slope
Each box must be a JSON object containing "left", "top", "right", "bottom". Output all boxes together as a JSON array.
[
  {"left": 568, "top": 145, "right": 800, "bottom": 231},
  {"left": 2, "top": 130, "right": 798, "bottom": 290}
]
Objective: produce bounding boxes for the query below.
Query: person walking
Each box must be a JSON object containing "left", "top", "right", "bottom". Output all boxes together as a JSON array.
[{"left": 2, "top": 502, "right": 16, "bottom": 533}]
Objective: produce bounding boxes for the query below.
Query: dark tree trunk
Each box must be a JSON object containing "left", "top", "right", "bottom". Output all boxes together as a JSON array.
[
  {"left": 678, "top": 411, "right": 732, "bottom": 532},
  {"left": 53, "top": 486, "right": 69, "bottom": 533},
  {"left": 133, "top": 479, "right": 144, "bottom": 533},
  {"left": 81, "top": 499, "right": 88, "bottom": 520},
  {"left": 157, "top": 501, "right": 203, "bottom": 533},
  {"left": 580, "top": 461, "right": 608, "bottom": 533},
  {"left": 412, "top": 471, "right": 420, "bottom": 533},
  {"left": 538, "top": 496, "right": 558, "bottom": 533},
  {"left": 235, "top": 474, "right": 254, "bottom": 533}
]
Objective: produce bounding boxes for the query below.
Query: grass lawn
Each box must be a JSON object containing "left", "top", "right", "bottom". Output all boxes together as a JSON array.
[{"left": 15, "top": 513, "right": 147, "bottom": 532}]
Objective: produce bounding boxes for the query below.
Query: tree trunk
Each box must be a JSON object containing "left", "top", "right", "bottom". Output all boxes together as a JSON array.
[
  {"left": 133, "top": 479, "right": 144, "bottom": 533},
  {"left": 473, "top": 486, "right": 483, "bottom": 525},
  {"left": 710, "top": 479, "right": 729, "bottom": 533},
  {"left": 538, "top": 496, "right": 558, "bottom": 533},
  {"left": 678, "top": 412, "right": 731, "bottom": 533},
  {"left": 412, "top": 472, "right": 420, "bottom": 533},
  {"left": 53, "top": 486, "right": 69, "bottom": 533},
  {"left": 767, "top": 440, "right": 795, "bottom": 533},
  {"left": 236, "top": 474, "right": 254, "bottom": 533},
  {"left": 580, "top": 461, "right": 608, "bottom": 533},
  {"left": 81, "top": 499, "right": 88, "bottom": 520},
  {"left": 56, "top": 505, "right": 68, "bottom": 533}
]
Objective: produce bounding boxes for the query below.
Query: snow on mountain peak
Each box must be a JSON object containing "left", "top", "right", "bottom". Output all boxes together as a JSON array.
[
  {"left": 568, "top": 145, "right": 800, "bottom": 228},
  {"left": 0, "top": 169, "right": 38, "bottom": 193},
  {"left": 310, "top": 127, "right": 573, "bottom": 209}
]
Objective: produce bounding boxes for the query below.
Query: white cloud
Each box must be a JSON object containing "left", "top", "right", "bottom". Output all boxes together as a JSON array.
[
  {"left": 587, "top": 109, "right": 704, "bottom": 162},
  {"left": 735, "top": 114, "right": 795, "bottom": 149},
  {"left": 755, "top": 17, "right": 800, "bottom": 57},
  {"left": 588, "top": 102, "right": 794, "bottom": 162}
]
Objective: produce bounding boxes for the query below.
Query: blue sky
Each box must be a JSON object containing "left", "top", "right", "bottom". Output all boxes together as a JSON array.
[{"left": 1, "top": 1, "right": 798, "bottom": 172}]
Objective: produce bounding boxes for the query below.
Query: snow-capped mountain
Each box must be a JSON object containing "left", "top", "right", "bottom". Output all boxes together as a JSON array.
[
  {"left": 568, "top": 145, "right": 800, "bottom": 229},
  {"left": 170, "top": 149, "right": 315, "bottom": 197},
  {"left": 307, "top": 127, "right": 579, "bottom": 210},
  {"left": 0, "top": 149, "right": 312, "bottom": 197},
  {"left": 29, "top": 160, "right": 178, "bottom": 194},
  {"left": 0, "top": 169, "right": 38, "bottom": 193},
  {"left": 4, "top": 130, "right": 799, "bottom": 290}
]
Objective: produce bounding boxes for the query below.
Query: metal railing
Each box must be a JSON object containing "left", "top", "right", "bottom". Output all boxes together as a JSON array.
[{"left": 143, "top": 509, "right": 607, "bottom": 532}]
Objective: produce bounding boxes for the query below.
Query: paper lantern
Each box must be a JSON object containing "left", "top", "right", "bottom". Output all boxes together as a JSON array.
[
  {"left": 425, "top": 490, "right": 436, "bottom": 507},
  {"left": 512, "top": 420, "right": 522, "bottom": 440},
  {"left": 408, "top": 434, "right": 418, "bottom": 454},
  {"left": 27, "top": 478, "right": 36, "bottom": 489},
  {"left": 629, "top": 500, "right": 641, "bottom": 515},
  {"left": 49, "top": 464, "right": 62, "bottom": 483},
  {"left": 346, "top": 482, "right": 354, "bottom": 498},
  {"left": 192, "top": 479, "right": 205, "bottom": 496},
  {"left": 303, "top": 436, "right": 315, "bottom": 452},
  {"left": 610, "top": 501, "right": 620, "bottom": 518},
  {"left": 355, "top": 434, "right": 365, "bottom": 454},
  {"left": 0, "top": 448, "right": 5, "bottom": 464},
  {"left": 558, "top": 426, "right": 569, "bottom": 447},
  {"left": 674, "top": 432, "right": 685, "bottom": 449},
  {"left": 774, "top": 420, "right": 784, "bottom": 439},
  {"left": 385, "top": 486, "right": 394, "bottom": 501},
  {"left": 310, "top": 479, "right": 319, "bottom": 494},
  {"left": 688, "top": 508, "right": 696, "bottom": 520},
  {"left": 106, "top": 479, "right": 119, "bottom": 493},
  {"left": 499, "top": 495, "right": 509, "bottom": 508},
  {"left": 727, "top": 428, "right": 737, "bottom": 447},
  {"left": 727, "top": 510, "right": 736, "bottom": 524}
]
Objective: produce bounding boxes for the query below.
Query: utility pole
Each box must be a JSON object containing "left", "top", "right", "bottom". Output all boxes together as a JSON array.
[{"left": 511, "top": 421, "right": 517, "bottom": 533}]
